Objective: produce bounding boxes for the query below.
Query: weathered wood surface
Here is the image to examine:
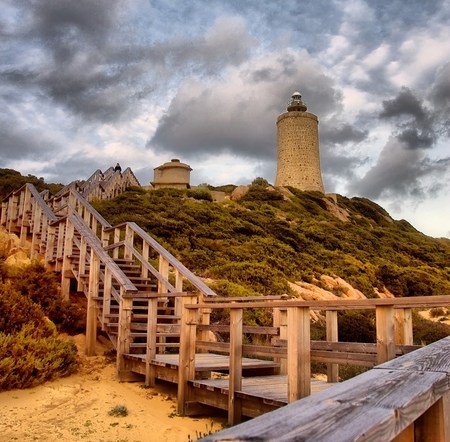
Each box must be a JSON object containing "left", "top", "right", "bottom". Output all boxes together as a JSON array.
[{"left": 201, "top": 336, "right": 450, "bottom": 442}]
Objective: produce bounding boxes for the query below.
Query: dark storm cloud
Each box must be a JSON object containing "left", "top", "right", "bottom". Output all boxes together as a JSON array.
[
  {"left": 150, "top": 50, "right": 340, "bottom": 160},
  {"left": 1, "top": 2, "right": 255, "bottom": 123},
  {"left": 0, "top": 119, "right": 56, "bottom": 162},
  {"left": 428, "top": 62, "right": 450, "bottom": 137},
  {"left": 320, "top": 123, "right": 368, "bottom": 146},
  {"left": 380, "top": 87, "right": 436, "bottom": 150},
  {"left": 348, "top": 138, "right": 450, "bottom": 200}
]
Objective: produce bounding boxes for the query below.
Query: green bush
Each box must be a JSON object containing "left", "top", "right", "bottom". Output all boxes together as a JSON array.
[
  {"left": 10, "top": 262, "right": 85, "bottom": 334},
  {"left": 187, "top": 189, "right": 213, "bottom": 201},
  {"left": 0, "top": 324, "right": 78, "bottom": 391}
]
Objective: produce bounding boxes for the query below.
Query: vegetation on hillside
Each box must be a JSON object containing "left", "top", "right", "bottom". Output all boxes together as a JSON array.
[
  {"left": 92, "top": 185, "right": 450, "bottom": 302},
  {"left": 0, "top": 168, "right": 63, "bottom": 199},
  {"left": 0, "top": 261, "right": 83, "bottom": 391}
]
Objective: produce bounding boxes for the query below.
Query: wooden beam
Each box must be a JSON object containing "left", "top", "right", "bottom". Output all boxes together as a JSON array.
[
  {"left": 145, "top": 297, "right": 158, "bottom": 387},
  {"left": 376, "top": 304, "right": 396, "bottom": 364},
  {"left": 395, "top": 308, "right": 413, "bottom": 345},
  {"left": 228, "top": 308, "right": 243, "bottom": 425},
  {"left": 177, "top": 295, "right": 197, "bottom": 416},
  {"left": 414, "top": 391, "right": 450, "bottom": 442},
  {"left": 85, "top": 250, "right": 100, "bottom": 356},
  {"left": 326, "top": 310, "right": 339, "bottom": 383},
  {"left": 287, "top": 306, "right": 311, "bottom": 402}
]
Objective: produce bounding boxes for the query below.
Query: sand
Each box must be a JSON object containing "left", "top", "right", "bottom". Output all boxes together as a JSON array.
[{"left": 0, "top": 335, "right": 224, "bottom": 442}]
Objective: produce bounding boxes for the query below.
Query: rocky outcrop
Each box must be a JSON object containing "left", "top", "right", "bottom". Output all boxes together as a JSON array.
[{"left": 230, "top": 185, "right": 249, "bottom": 201}]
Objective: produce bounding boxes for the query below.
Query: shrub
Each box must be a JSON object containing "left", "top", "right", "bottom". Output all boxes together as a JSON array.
[
  {"left": 0, "top": 324, "right": 78, "bottom": 391},
  {"left": 187, "top": 189, "right": 213, "bottom": 202},
  {"left": 9, "top": 262, "right": 85, "bottom": 334}
]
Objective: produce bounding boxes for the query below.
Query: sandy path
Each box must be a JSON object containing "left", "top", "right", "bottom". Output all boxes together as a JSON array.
[{"left": 0, "top": 336, "right": 224, "bottom": 442}]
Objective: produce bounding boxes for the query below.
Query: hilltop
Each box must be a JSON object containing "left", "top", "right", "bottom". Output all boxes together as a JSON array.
[{"left": 92, "top": 184, "right": 450, "bottom": 304}]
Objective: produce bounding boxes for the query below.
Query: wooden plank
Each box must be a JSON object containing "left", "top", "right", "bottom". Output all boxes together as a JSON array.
[
  {"left": 189, "top": 295, "right": 450, "bottom": 311},
  {"left": 395, "top": 308, "right": 413, "bottom": 345},
  {"left": 414, "top": 391, "right": 450, "bottom": 442},
  {"left": 287, "top": 306, "right": 311, "bottom": 402},
  {"left": 228, "top": 308, "right": 243, "bottom": 425},
  {"left": 177, "top": 296, "right": 197, "bottom": 415},
  {"left": 85, "top": 250, "right": 99, "bottom": 356},
  {"left": 326, "top": 310, "right": 339, "bottom": 382},
  {"left": 145, "top": 297, "right": 157, "bottom": 387},
  {"left": 201, "top": 368, "right": 448, "bottom": 442},
  {"left": 376, "top": 304, "right": 396, "bottom": 364}
]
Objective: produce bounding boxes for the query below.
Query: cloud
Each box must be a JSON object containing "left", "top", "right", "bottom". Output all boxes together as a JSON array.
[
  {"left": 150, "top": 49, "right": 342, "bottom": 161},
  {"left": 349, "top": 138, "right": 450, "bottom": 200}
]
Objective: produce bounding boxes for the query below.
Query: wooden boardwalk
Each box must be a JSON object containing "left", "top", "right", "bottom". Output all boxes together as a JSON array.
[{"left": 2, "top": 175, "right": 450, "bottom": 439}]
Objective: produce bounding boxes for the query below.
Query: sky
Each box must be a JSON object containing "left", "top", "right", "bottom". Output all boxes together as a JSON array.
[{"left": 1, "top": 0, "right": 449, "bottom": 238}]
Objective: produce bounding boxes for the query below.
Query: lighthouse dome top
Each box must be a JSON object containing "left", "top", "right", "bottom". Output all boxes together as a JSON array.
[{"left": 287, "top": 91, "right": 307, "bottom": 112}]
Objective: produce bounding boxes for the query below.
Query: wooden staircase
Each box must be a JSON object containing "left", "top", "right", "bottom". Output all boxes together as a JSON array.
[{"left": 1, "top": 177, "right": 216, "bottom": 386}]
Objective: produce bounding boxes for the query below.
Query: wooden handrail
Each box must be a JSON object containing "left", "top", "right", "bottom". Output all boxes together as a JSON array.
[
  {"left": 25, "top": 184, "right": 58, "bottom": 222},
  {"left": 69, "top": 211, "right": 137, "bottom": 292},
  {"left": 201, "top": 336, "right": 450, "bottom": 441},
  {"left": 126, "top": 222, "right": 217, "bottom": 297},
  {"left": 186, "top": 295, "right": 450, "bottom": 310}
]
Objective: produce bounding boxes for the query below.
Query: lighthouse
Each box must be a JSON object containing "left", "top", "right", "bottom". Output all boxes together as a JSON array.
[{"left": 275, "top": 92, "right": 325, "bottom": 193}]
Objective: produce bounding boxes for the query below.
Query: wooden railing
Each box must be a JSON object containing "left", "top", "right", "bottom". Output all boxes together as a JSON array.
[
  {"left": 202, "top": 335, "right": 450, "bottom": 441},
  {"left": 178, "top": 296, "right": 450, "bottom": 425}
]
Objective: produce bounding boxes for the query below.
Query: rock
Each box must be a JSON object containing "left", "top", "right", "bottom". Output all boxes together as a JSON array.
[{"left": 230, "top": 185, "right": 249, "bottom": 201}]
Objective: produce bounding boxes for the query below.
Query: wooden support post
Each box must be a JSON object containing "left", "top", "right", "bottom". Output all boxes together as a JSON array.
[
  {"left": 414, "top": 391, "right": 450, "bottom": 441},
  {"left": 19, "top": 187, "right": 31, "bottom": 246},
  {"left": 1, "top": 201, "right": 7, "bottom": 225},
  {"left": 7, "top": 194, "right": 18, "bottom": 232},
  {"left": 55, "top": 222, "right": 65, "bottom": 271},
  {"left": 124, "top": 224, "right": 134, "bottom": 260},
  {"left": 178, "top": 296, "right": 197, "bottom": 416},
  {"left": 45, "top": 225, "right": 56, "bottom": 266},
  {"left": 30, "top": 205, "right": 42, "bottom": 259},
  {"left": 85, "top": 251, "right": 100, "bottom": 356},
  {"left": 117, "top": 293, "right": 134, "bottom": 380},
  {"left": 113, "top": 228, "right": 120, "bottom": 259},
  {"left": 376, "top": 304, "right": 396, "bottom": 364},
  {"left": 77, "top": 237, "right": 87, "bottom": 291},
  {"left": 395, "top": 308, "right": 413, "bottom": 345},
  {"left": 61, "top": 219, "right": 74, "bottom": 300},
  {"left": 326, "top": 310, "right": 339, "bottom": 383},
  {"left": 228, "top": 308, "right": 243, "bottom": 425},
  {"left": 273, "top": 308, "right": 287, "bottom": 374},
  {"left": 287, "top": 306, "right": 311, "bottom": 402},
  {"left": 145, "top": 297, "right": 158, "bottom": 387},
  {"left": 158, "top": 256, "right": 169, "bottom": 293},
  {"left": 174, "top": 269, "right": 183, "bottom": 319},
  {"left": 101, "top": 228, "right": 109, "bottom": 248},
  {"left": 141, "top": 241, "right": 150, "bottom": 279},
  {"left": 102, "top": 268, "right": 112, "bottom": 330},
  {"left": 392, "top": 423, "right": 414, "bottom": 442}
]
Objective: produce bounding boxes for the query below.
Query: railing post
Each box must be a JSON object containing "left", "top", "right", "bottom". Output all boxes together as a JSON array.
[
  {"left": 326, "top": 310, "right": 339, "bottom": 382},
  {"left": 141, "top": 241, "right": 150, "bottom": 279},
  {"left": 85, "top": 250, "right": 100, "bottom": 356},
  {"left": 376, "top": 304, "right": 396, "bottom": 364},
  {"left": 394, "top": 308, "right": 413, "bottom": 345},
  {"left": 61, "top": 218, "right": 74, "bottom": 300},
  {"left": 30, "top": 204, "right": 42, "bottom": 259},
  {"left": 77, "top": 237, "right": 87, "bottom": 291},
  {"left": 414, "top": 390, "right": 450, "bottom": 441},
  {"left": 19, "top": 187, "right": 31, "bottom": 246},
  {"left": 145, "top": 297, "right": 158, "bottom": 387},
  {"left": 117, "top": 291, "right": 133, "bottom": 380},
  {"left": 178, "top": 295, "right": 197, "bottom": 416},
  {"left": 113, "top": 227, "right": 120, "bottom": 259},
  {"left": 55, "top": 221, "right": 65, "bottom": 271},
  {"left": 102, "top": 268, "right": 112, "bottom": 330},
  {"left": 175, "top": 269, "right": 184, "bottom": 320},
  {"left": 273, "top": 308, "right": 287, "bottom": 374},
  {"left": 228, "top": 308, "right": 243, "bottom": 425},
  {"left": 124, "top": 224, "right": 134, "bottom": 260},
  {"left": 45, "top": 224, "right": 56, "bottom": 267},
  {"left": 158, "top": 256, "right": 169, "bottom": 293},
  {"left": 287, "top": 306, "right": 311, "bottom": 402}
]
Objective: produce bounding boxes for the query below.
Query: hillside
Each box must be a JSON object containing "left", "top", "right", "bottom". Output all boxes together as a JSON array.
[{"left": 92, "top": 185, "right": 450, "bottom": 302}]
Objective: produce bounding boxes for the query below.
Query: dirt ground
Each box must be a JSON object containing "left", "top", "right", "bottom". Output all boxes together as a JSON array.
[{"left": 0, "top": 335, "right": 224, "bottom": 442}]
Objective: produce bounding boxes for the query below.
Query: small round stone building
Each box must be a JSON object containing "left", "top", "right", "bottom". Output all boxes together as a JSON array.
[
  {"left": 151, "top": 158, "right": 192, "bottom": 190},
  {"left": 275, "top": 92, "right": 325, "bottom": 193}
]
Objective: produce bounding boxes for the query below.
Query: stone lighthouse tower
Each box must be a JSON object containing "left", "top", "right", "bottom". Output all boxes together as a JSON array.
[{"left": 275, "top": 91, "right": 325, "bottom": 193}]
